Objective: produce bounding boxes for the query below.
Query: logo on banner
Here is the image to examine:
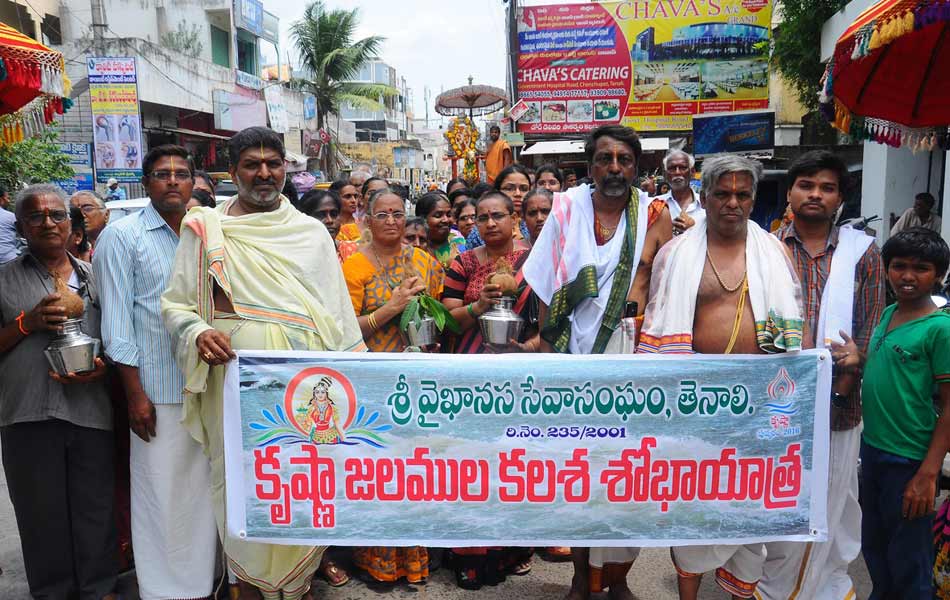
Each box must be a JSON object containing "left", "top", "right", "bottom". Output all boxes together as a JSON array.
[{"left": 249, "top": 367, "right": 391, "bottom": 448}]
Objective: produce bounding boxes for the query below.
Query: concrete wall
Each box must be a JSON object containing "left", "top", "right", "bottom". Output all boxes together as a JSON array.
[{"left": 820, "top": 0, "right": 877, "bottom": 61}]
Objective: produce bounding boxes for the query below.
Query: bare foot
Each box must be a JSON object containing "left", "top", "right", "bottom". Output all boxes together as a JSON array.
[
  {"left": 607, "top": 582, "right": 635, "bottom": 600},
  {"left": 563, "top": 575, "right": 591, "bottom": 600}
]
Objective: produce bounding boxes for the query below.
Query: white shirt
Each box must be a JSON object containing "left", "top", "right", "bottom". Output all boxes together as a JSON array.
[{"left": 658, "top": 189, "right": 705, "bottom": 228}]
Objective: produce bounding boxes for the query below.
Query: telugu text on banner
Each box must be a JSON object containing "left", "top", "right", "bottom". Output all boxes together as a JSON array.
[
  {"left": 516, "top": 1, "right": 772, "bottom": 133},
  {"left": 87, "top": 57, "right": 143, "bottom": 183},
  {"left": 224, "top": 350, "right": 830, "bottom": 547}
]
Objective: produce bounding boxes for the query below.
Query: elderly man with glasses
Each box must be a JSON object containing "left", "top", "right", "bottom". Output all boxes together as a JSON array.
[
  {"left": 69, "top": 191, "right": 110, "bottom": 249},
  {"left": 94, "top": 145, "right": 219, "bottom": 600},
  {"left": 0, "top": 184, "right": 117, "bottom": 600}
]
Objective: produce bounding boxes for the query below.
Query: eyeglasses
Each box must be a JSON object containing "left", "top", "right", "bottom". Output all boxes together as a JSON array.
[
  {"left": 76, "top": 204, "right": 102, "bottom": 214},
  {"left": 371, "top": 211, "right": 406, "bottom": 222},
  {"left": 24, "top": 209, "right": 69, "bottom": 227},
  {"left": 500, "top": 184, "right": 531, "bottom": 194},
  {"left": 475, "top": 211, "right": 512, "bottom": 224},
  {"left": 150, "top": 170, "right": 193, "bottom": 182},
  {"left": 457, "top": 214, "right": 476, "bottom": 223},
  {"left": 593, "top": 153, "right": 636, "bottom": 168},
  {"left": 313, "top": 209, "right": 340, "bottom": 220}
]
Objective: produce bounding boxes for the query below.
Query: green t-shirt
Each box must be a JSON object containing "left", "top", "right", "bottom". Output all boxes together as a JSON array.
[{"left": 862, "top": 304, "right": 950, "bottom": 460}]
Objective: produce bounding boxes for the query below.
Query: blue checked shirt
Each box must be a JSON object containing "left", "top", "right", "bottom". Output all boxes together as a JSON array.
[{"left": 93, "top": 203, "right": 184, "bottom": 405}]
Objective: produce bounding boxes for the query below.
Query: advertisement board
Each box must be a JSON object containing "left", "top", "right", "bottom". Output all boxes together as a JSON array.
[
  {"left": 224, "top": 351, "right": 830, "bottom": 547},
  {"left": 213, "top": 88, "right": 267, "bottom": 132},
  {"left": 693, "top": 109, "right": 775, "bottom": 156},
  {"left": 235, "top": 0, "right": 264, "bottom": 36},
  {"left": 516, "top": 2, "right": 772, "bottom": 133},
  {"left": 263, "top": 85, "right": 288, "bottom": 134},
  {"left": 87, "top": 57, "right": 143, "bottom": 183}
]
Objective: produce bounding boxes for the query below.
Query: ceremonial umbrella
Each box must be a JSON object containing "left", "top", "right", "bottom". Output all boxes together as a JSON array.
[
  {"left": 819, "top": 0, "right": 950, "bottom": 150},
  {"left": 0, "top": 21, "right": 72, "bottom": 143},
  {"left": 435, "top": 77, "right": 509, "bottom": 119}
]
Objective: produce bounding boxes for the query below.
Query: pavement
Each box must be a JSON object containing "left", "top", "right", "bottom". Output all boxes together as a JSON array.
[{"left": 0, "top": 435, "right": 873, "bottom": 600}]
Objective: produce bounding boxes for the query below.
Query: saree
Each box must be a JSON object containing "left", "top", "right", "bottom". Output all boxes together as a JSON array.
[
  {"left": 337, "top": 221, "right": 362, "bottom": 242},
  {"left": 430, "top": 232, "right": 467, "bottom": 269},
  {"left": 443, "top": 248, "right": 534, "bottom": 353},
  {"left": 342, "top": 245, "right": 444, "bottom": 352},
  {"left": 336, "top": 240, "right": 358, "bottom": 264}
]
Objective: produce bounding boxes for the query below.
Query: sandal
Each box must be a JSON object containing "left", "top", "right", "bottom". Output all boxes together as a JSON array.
[
  {"left": 544, "top": 547, "right": 572, "bottom": 562},
  {"left": 318, "top": 557, "right": 350, "bottom": 587},
  {"left": 509, "top": 560, "right": 532, "bottom": 576}
]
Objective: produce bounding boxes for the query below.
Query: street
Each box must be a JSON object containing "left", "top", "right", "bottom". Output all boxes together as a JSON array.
[{"left": 0, "top": 437, "right": 872, "bottom": 600}]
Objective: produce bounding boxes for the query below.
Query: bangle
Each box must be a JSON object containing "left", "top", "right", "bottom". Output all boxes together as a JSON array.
[
  {"left": 467, "top": 304, "right": 478, "bottom": 319},
  {"left": 15, "top": 310, "right": 29, "bottom": 336},
  {"left": 367, "top": 311, "right": 379, "bottom": 331}
]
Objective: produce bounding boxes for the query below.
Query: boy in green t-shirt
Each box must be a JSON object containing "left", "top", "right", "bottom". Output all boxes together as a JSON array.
[{"left": 861, "top": 227, "right": 950, "bottom": 599}]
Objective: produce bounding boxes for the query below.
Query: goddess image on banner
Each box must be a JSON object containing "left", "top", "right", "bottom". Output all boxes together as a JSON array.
[{"left": 224, "top": 350, "right": 831, "bottom": 547}]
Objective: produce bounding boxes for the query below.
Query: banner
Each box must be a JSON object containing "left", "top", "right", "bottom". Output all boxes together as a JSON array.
[
  {"left": 693, "top": 109, "right": 775, "bottom": 156},
  {"left": 224, "top": 350, "right": 831, "bottom": 547},
  {"left": 87, "top": 57, "right": 143, "bottom": 183},
  {"left": 516, "top": 1, "right": 772, "bottom": 133}
]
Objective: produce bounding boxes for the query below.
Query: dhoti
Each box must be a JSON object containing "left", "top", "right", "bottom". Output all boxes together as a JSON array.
[
  {"left": 673, "top": 543, "right": 766, "bottom": 598},
  {"left": 589, "top": 547, "right": 641, "bottom": 592},
  {"left": 756, "top": 426, "right": 862, "bottom": 600}
]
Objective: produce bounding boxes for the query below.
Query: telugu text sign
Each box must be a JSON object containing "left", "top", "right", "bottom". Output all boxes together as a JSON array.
[
  {"left": 224, "top": 351, "right": 830, "bottom": 547},
  {"left": 516, "top": 2, "right": 772, "bottom": 133},
  {"left": 87, "top": 57, "right": 143, "bottom": 183}
]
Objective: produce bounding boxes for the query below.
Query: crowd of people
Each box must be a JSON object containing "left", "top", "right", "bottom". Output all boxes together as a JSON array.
[{"left": 1, "top": 123, "right": 949, "bottom": 600}]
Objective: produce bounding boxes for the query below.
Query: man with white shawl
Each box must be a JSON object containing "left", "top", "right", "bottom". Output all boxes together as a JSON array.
[
  {"left": 523, "top": 124, "right": 672, "bottom": 600},
  {"left": 637, "top": 155, "right": 806, "bottom": 600},
  {"left": 759, "top": 151, "right": 884, "bottom": 600},
  {"left": 162, "top": 127, "right": 365, "bottom": 600}
]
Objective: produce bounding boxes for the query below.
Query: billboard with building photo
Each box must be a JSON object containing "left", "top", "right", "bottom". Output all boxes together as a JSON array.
[{"left": 516, "top": 1, "right": 772, "bottom": 133}]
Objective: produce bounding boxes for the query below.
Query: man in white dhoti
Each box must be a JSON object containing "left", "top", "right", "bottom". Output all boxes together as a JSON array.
[
  {"left": 523, "top": 124, "right": 672, "bottom": 600},
  {"left": 759, "top": 151, "right": 885, "bottom": 600},
  {"left": 94, "top": 145, "right": 218, "bottom": 600},
  {"left": 637, "top": 155, "right": 807, "bottom": 599}
]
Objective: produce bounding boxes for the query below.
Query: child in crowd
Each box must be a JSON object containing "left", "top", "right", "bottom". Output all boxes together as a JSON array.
[{"left": 860, "top": 227, "right": 950, "bottom": 599}]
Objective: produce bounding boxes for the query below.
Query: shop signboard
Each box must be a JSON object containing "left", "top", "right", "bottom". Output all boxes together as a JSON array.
[
  {"left": 213, "top": 88, "right": 267, "bottom": 132},
  {"left": 58, "top": 143, "right": 92, "bottom": 169},
  {"left": 693, "top": 110, "right": 775, "bottom": 157},
  {"left": 87, "top": 57, "right": 143, "bottom": 183},
  {"left": 263, "top": 85, "right": 288, "bottom": 134},
  {"left": 516, "top": 2, "right": 772, "bottom": 133},
  {"left": 235, "top": 0, "right": 264, "bottom": 37}
]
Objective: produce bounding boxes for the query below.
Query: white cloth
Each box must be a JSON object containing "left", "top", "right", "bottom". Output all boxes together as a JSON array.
[
  {"left": 657, "top": 189, "right": 706, "bottom": 229},
  {"left": 131, "top": 403, "right": 217, "bottom": 600},
  {"left": 638, "top": 220, "right": 804, "bottom": 353},
  {"left": 816, "top": 225, "right": 874, "bottom": 347},
  {"left": 522, "top": 184, "right": 648, "bottom": 354},
  {"left": 890, "top": 207, "right": 942, "bottom": 235},
  {"left": 589, "top": 547, "right": 641, "bottom": 569},
  {"left": 673, "top": 544, "right": 766, "bottom": 598},
  {"left": 758, "top": 427, "right": 862, "bottom": 600}
]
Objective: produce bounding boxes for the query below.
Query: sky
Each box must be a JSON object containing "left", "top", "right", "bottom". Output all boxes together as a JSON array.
[{"left": 262, "top": 0, "right": 510, "bottom": 125}]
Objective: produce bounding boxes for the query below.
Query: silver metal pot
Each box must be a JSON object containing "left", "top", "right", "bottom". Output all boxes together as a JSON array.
[
  {"left": 479, "top": 296, "right": 524, "bottom": 348},
  {"left": 402, "top": 316, "right": 439, "bottom": 348},
  {"left": 44, "top": 318, "right": 101, "bottom": 375}
]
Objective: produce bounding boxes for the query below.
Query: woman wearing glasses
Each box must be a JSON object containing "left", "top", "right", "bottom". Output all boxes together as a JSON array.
[
  {"left": 494, "top": 165, "right": 532, "bottom": 242},
  {"left": 415, "top": 191, "right": 467, "bottom": 269}
]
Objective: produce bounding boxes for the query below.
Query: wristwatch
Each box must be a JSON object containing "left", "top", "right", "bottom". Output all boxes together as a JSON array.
[{"left": 831, "top": 392, "right": 849, "bottom": 409}]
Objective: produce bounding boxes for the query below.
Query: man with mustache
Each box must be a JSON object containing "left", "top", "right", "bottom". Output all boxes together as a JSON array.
[
  {"left": 657, "top": 149, "right": 704, "bottom": 235},
  {"left": 162, "top": 126, "right": 364, "bottom": 600},
  {"left": 759, "top": 151, "right": 884, "bottom": 600},
  {"left": 94, "top": 145, "right": 219, "bottom": 600},
  {"left": 523, "top": 124, "right": 672, "bottom": 600},
  {"left": 638, "top": 155, "right": 808, "bottom": 600}
]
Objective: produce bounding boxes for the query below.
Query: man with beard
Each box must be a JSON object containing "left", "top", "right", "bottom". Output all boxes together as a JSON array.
[
  {"left": 758, "top": 150, "right": 885, "bottom": 600},
  {"left": 162, "top": 126, "right": 364, "bottom": 600},
  {"left": 94, "top": 145, "right": 218, "bottom": 600},
  {"left": 523, "top": 124, "right": 672, "bottom": 600},
  {"left": 657, "top": 149, "right": 704, "bottom": 235},
  {"left": 485, "top": 125, "right": 512, "bottom": 185},
  {"left": 638, "top": 155, "right": 807, "bottom": 600}
]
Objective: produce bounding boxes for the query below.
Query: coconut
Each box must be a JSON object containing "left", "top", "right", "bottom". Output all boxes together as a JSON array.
[
  {"left": 487, "top": 258, "right": 518, "bottom": 296},
  {"left": 53, "top": 275, "right": 85, "bottom": 318}
]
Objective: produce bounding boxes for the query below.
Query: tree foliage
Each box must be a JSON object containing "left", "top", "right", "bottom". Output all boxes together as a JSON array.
[
  {"left": 773, "top": 0, "right": 848, "bottom": 112},
  {"left": 0, "top": 125, "right": 74, "bottom": 193},
  {"left": 290, "top": 1, "right": 396, "bottom": 130}
]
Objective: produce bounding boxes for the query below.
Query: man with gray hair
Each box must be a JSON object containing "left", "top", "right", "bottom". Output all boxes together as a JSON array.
[
  {"left": 69, "top": 191, "right": 110, "bottom": 248},
  {"left": 638, "top": 155, "right": 807, "bottom": 599},
  {"left": 659, "top": 149, "right": 703, "bottom": 235}
]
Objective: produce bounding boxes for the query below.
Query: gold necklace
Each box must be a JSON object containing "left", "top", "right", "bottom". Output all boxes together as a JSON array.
[
  {"left": 705, "top": 249, "right": 747, "bottom": 293},
  {"left": 594, "top": 212, "right": 618, "bottom": 242}
]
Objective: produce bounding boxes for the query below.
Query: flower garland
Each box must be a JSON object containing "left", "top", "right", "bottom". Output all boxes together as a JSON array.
[{"left": 444, "top": 116, "right": 479, "bottom": 184}]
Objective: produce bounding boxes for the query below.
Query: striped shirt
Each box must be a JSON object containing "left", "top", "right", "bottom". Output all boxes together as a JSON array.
[
  {"left": 775, "top": 224, "right": 886, "bottom": 431},
  {"left": 93, "top": 203, "right": 184, "bottom": 405}
]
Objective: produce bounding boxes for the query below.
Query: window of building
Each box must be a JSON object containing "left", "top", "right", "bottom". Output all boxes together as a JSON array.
[
  {"left": 210, "top": 25, "right": 230, "bottom": 68},
  {"left": 236, "top": 31, "right": 258, "bottom": 75},
  {"left": 0, "top": 1, "right": 36, "bottom": 39}
]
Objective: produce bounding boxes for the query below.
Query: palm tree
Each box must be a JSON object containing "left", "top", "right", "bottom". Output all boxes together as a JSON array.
[{"left": 291, "top": 1, "right": 396, "bottom": 136}]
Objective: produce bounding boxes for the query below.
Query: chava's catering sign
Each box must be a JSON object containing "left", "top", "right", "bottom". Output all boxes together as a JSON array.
[{"left": 516, "top": 1, "right": 772, "bottom": 133}]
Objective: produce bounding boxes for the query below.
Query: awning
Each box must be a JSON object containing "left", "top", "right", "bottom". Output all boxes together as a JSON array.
[
  {"left": 143, "top": 126, "right": 230, "bottom": 141},
  {"left": 522, "top": 137, "right": 669, "bottom": 155}
]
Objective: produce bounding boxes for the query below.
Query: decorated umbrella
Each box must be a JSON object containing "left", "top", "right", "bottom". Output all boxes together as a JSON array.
[
  {"left": 820, "top": 0, "right": 950, "bottom": 150},
  {"left": 0, "top": 21, "right": 72, "bottom": 144},
  {"left": 434, "top": 77, "right": 509, "bottom": 119}
]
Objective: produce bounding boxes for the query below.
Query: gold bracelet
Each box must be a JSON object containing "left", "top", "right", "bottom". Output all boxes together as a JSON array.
[{"left": 368, "top": 311, "right": 379, "bottom": 331}]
